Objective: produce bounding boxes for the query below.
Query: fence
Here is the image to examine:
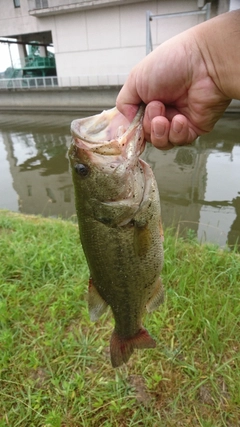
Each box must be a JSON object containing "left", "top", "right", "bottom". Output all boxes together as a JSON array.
[
  {"left": 0, "top": 74, "right": 128, "bottom": 89},
  {"left": 0, "top": 76, "right": 58, "bottom": 89},
  {"left": 58, "top": 74, "right": 128, "bottom": 87}
]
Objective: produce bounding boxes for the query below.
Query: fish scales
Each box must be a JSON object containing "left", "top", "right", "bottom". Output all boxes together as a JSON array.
[
  {"left": 78, "top": 180, "right": 161, "bottom": 335},
  {"left": 69, "top": 105, "right": 164, "bottom": 367}
]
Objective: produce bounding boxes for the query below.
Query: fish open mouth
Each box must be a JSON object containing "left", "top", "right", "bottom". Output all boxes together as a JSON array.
[{"left": 71, "top": 105, "right": 145, "bottom": 156}]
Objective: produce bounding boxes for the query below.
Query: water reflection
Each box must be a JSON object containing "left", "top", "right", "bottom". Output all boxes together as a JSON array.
[
  {"left": 0, "top": 112, "right": 239, "bottom": 249},
  {"left": 0, "top": 112, "right": 77, "bottom": 217},
  {"left": 0, "top": 133, "right": 18, "bottom": 212}
]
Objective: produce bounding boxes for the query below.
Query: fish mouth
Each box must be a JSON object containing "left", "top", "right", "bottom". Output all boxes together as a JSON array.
[{"left": 71, "top": 105, "right": 145, "bottom": 156}]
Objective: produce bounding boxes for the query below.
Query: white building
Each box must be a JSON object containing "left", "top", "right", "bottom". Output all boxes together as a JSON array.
[{"left": 0, "top": 0, "right": 232, "bottom": 87}]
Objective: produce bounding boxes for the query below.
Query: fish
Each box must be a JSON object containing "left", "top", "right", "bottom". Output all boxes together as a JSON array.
[{"left": 68, "top": 105, "right": 164, "bottom": 368}]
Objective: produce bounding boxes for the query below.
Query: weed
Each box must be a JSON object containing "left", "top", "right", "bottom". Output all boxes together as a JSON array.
[{"left": 0, "top": 210, "right": 239, "bottom": 426}]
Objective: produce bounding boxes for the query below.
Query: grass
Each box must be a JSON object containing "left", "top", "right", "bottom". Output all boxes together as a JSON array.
[{"left": 0, "top": 209, "right": 239, "bottom": 427}]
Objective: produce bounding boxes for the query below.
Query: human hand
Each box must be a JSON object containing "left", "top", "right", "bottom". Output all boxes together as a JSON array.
[{"left": 116, "top": 22, "right": 232, "bottom": 150}]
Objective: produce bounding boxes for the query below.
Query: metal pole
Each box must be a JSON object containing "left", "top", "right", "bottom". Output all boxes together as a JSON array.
[
  {"left": 0, "top": 38, "right": 53, "bottom": 48},
  {"left": 205, "top": 2, "right": 211, "bottom": 21},
  {"left": 146, "top": 11, "right": 153, "bottom": 55},
  {"left": 8, "top": 43, "right": 14, "bottom": 68},
  {"left": 150, "top": 10, "right": 208, "bottom": 19}
]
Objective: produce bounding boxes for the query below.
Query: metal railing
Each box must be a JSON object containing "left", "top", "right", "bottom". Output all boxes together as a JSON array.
[
  {"left": 0, "top": 73, "right": 128, "bottom": 89},
  {"left": 0, "top": 76, "right": 58, "bottom": 89},
  {"left": 146, "top": 3, "right": 211, "bottom": 54},
  {"left": 25, "top": 56, "right": 56, "bottom": 68},
  {"left": 58, "top": 73, "right": 128, "bottom": 87}
]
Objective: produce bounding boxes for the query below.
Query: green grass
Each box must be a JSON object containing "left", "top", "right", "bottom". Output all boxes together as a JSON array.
[{"left": 0, "top": 210, "right": 239, "bottom": 427}]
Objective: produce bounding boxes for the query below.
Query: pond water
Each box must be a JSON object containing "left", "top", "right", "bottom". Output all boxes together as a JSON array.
[{"left": 0, "top": 111, "right": 239, "bottom": 250}]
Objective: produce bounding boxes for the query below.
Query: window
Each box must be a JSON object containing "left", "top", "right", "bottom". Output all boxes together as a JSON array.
[
  {"left": 13, "top": 0, "right": 20, "bottom": 7},
  {"left": 36, "top": 0, "right": 48, "bottom": 8}
]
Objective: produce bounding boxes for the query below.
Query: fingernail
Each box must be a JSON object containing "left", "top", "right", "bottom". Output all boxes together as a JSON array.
[
  {"left": 153, "top": 122, "right": 165, "bottom": 138},
  {"left": 173, "top": 119, "right": 183, "bottom": 133},
  {"left": 148, "top": 105, "right": 163, "bottom": 121}
]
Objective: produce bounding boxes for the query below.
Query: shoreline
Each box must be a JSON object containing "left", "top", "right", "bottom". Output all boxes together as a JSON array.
[{"left": 0, "top": 87, "right": 240, "bottom": 113}]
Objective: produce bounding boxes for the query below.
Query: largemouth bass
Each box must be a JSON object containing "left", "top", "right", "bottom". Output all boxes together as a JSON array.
[{"left": 68, "top": 105, "right": 164, "bottom": 368}]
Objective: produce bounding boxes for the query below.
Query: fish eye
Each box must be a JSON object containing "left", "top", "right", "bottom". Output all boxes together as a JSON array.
[{"left": 74, "top": 163, "right": 89, "bottom": 177}]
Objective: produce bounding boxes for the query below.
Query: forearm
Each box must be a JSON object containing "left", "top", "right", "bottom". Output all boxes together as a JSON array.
[{"left": 193, "top": 10, "right": 240, "bottom": 100}]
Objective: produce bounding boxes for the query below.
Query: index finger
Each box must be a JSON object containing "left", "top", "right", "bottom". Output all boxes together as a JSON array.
[{"left": 116, "top": 70, "right": 142, "bottom": 122}]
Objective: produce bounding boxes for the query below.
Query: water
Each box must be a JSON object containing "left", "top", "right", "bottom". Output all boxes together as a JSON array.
[{"left": 0, "top": 111, "right": 239, "bottom": 250}]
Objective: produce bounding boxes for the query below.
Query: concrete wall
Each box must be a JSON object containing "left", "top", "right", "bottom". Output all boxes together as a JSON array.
[
  {"left": 54, "top": 0, "right": 206, "bottom": 85},
  {"left": 0, "top": 86, "right": 120, "bottom": 112},
  {"left": 0, "top": 0, "right": 208, "bottom": 86},
  {"left": 230, "top": 0, "right": 240, "bottom": 9},
  {"left": 0, "top": 87, "right": 239, "bottom": 113}
]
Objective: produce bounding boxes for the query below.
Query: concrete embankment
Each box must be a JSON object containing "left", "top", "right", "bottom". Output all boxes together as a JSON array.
[
  {"left": 227, "top": 99, "right": 240, "bottom": 112},
  {"left": 0, "top": 87, "right": 240, "bottom": 113},
  {"left": 0, "top": 86, "right": 121, "bottom": 113}
]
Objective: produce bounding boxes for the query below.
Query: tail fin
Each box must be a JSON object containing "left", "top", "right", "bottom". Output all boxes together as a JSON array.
[{"left": 110, "top": 328, "right": 156, "bottom": 368}]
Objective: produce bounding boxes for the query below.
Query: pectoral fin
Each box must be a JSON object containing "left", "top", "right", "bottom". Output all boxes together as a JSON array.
[
  {"left": 159, "top": 216, "right": 164, "bottom": 242},
  {"left": 146, "top": 277, "right": 164, "bottom": 313},
  {"left": 88, "top": 278, "right": 108, "bottom": 321}
]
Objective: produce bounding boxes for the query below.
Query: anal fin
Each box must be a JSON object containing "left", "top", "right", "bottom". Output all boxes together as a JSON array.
[
  {"left": 110, "top": 327, "right": 156, "bottom": 368},
  {"left": 88, "top": 277, "right": 108, "bottom": 321},
  {"left": 146, "top": 277, "right": 164, "bottom": 313}
]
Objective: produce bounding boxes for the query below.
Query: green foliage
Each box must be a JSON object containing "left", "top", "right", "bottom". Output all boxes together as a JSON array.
[{"left": 0, "top": 210, "right": 239, "bottom": 426}]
